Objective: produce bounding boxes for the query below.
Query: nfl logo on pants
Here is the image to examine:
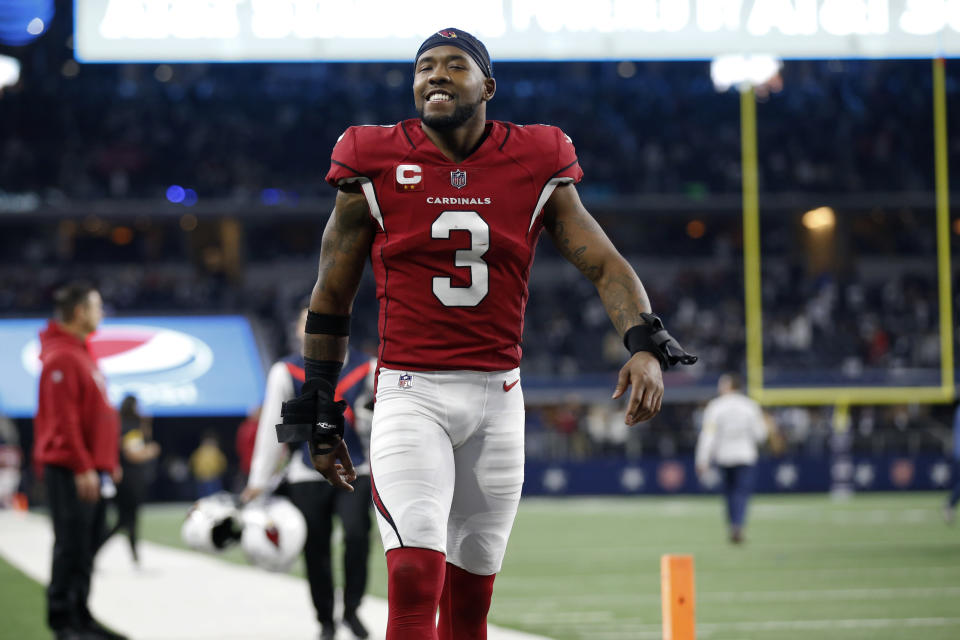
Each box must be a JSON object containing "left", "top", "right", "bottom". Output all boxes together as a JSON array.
[{"left": 450, "top": 169, "right": 467, "bottom": 189}]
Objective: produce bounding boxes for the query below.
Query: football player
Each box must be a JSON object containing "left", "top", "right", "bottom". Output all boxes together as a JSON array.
[{"left": 279, "top": 28, "right": 696, "bottom": 640}]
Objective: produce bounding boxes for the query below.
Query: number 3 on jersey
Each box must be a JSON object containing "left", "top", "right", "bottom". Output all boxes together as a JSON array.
[{"left": 431, "top": 210, "right": 489, "bottom": 307}]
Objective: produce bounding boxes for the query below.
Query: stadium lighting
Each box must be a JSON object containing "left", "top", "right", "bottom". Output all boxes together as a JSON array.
[
  {"left": 0, "top": 0, "right": 53, "bottom": 46},
  {"left": 0, "top": 55, "right": 19, "bottom": 91},
  {"left": 686, "top": 219, "right": 706, "bottom": 239},
  {"left": 166, "top": 185, "right": 186, "bottom": 203},
  {"left": 802, "top": 206, "right": 837, "bottom": 231},
  {"left": 26, "top": 18, "right": 44, "bottom": 36},
  {"left": 710, "top": 54, "right": 782, "bottom": 92},
  {"left": 616, "top": 61, "right": 637, "bottom": 79},
  {"left": 61, "top": 59, "right": 79, "bottom": 78},
  {"left": 180, "top": 214, "right": 198, "bottom": 231},
  {"left": 261, "top": 188, "right": 282, "bottom": 205}
]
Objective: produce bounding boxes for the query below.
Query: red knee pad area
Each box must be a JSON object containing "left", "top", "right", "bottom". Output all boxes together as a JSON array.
[
  {"left": 385, "top": 548, "right": 446, "bottom": 640},
  {"left": 385, "top": 550, "right": 497, "bottom": 640},
  {"left": 438, "top": 562, "right": 496, "bottom": 640}
]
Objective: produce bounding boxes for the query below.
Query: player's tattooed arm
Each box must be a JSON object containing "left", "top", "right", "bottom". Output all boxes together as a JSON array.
[
  {"left": 304, "top": 184, "right": 375, "bottom": 362},
  {"left": 542, "top": 184, "right": 652, "bottom": 335},
  {"left": 543, "top": 183, "right": 663, "bottom": 425}
]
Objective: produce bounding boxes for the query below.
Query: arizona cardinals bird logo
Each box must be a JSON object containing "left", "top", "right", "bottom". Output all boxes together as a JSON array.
[{"left": 265, "top": 524, "right": 280, "bottom": 548}]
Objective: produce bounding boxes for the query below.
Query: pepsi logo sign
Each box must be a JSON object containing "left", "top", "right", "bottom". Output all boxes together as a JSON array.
[
  {"left": 22, "top": 325, "right": 214, "bottom": 385},
  {"left": 1, "top": 316, "right": 263, "bottom": 416}
]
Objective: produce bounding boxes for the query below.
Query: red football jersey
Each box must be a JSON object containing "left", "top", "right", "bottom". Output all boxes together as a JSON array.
[{"left": 326, "top": 119, "right": 583, "bottom": 371}]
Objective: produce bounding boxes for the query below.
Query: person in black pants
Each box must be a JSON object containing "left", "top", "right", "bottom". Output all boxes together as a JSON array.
[
  {"left": 283, "top": 476, "right": 372, "bottom": 639},
  {"left": 244, "top": 309, "right": 376, "bottom": 640},
  {"left": 45, "top": 466, "right": 109, "bottom": 638},
  {"left": 33, "top": 283, "right": 127, "bottom": 640},
  {"left": 97, "top": 395, "right": 160, "bottom": 564}
]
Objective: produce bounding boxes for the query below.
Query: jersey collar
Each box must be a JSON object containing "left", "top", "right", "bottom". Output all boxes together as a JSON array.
[{"left": 403, "top": 119, "right": 504, "bottom": 164}]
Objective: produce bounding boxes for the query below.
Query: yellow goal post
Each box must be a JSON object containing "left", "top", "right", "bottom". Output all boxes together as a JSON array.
[{"left": 741, "top": 59, "right": 954, "bottom": 407}]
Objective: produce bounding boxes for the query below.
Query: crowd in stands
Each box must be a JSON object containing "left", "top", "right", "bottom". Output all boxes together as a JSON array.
[
  {"left": 0, "top": 244, "right": 952, "bottom": 382},
  {"left": 524, "top": 398, "right": 953, "bottom": 461},
  {"left": 1, "top": 18, "right": 959, "bottom": 202}
]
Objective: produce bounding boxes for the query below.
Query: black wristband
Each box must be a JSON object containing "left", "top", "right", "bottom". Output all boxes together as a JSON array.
[
  {"left": 304, "top": 357, "right": 342, "bottom": 389},
  {"left": 623, "top": 323, "right": 665, "bottom": 365},
  {"left": 623, "top": 312, "right": 698, "bottom": 371},
  {"left": 305, "top": 311, "right": 350, "bottom": 336}
]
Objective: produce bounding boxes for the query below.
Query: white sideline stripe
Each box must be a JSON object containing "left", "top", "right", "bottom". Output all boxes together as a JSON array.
[{"left": 0, "top": 511, "right": 549, "bottom": 640}]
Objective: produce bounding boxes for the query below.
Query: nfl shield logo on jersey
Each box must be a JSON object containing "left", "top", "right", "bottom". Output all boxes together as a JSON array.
[
  {"left": 450, "top": 169, "right": 467, "bottom": 189},
  {"left": 398, "top": 373, "right": 413, "bottom": 389}
]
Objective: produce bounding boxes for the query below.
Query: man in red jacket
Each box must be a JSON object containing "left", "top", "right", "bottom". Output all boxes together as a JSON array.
[{"left": 33, "top": 282, "right": 126, "bottom": 640}]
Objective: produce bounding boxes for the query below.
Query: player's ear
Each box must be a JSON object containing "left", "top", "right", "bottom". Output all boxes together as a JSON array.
[{"left": 482, "top": 77, "right": 496, "bottom": 102}]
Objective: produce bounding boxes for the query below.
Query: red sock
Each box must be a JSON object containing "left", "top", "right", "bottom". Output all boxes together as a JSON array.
[
  {"left": 437, "top": 562, "right": 496, "bottom": 640},
  {"left": 386, "top": 548, "right": 446, "bottom": 640}
]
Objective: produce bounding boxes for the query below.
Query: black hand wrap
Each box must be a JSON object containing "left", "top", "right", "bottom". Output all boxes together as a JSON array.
[
  {"left": 623, "top": 312, "right": 698, "bottom": 371},
  {"left": 275, "top": 378, "right": 346, "bottom": 457}
]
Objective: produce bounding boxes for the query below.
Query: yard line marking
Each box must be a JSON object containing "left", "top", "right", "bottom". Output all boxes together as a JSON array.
[
  {"left": 703, "top": 586, "right": 960, "bottom": 602},
  {"left": 518, "top": 617, "right": 960, "bottom": 639},
  {"left": 499, "top": 565, "right": 960, "bottom": 588},
  {"left": 494, "top": 585, "right": 960, "bottom": 607},
  {"left": 514, "top": 538, "right": 955, "bottom": 555},
  {"left": 507, "top": 611, "right": 615, "bottom": 624},
  {"left": 695, "top": 565, "right": 960, "bottom": 577},
  {"left": 697, "top": 617, "right": 960, "bottom": 634}
]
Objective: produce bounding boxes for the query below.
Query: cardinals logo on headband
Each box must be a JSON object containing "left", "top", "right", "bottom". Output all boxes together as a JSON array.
[{"left": 438, "top": 29, "right": 458, "bottom": 38}]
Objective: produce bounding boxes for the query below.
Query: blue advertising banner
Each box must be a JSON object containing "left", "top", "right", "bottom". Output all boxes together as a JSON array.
[
  {"left": 524, "top": 455, "right": 954, "bottom": 495},
  {"left": 0, "top": 316, "right": 265, "bottom": 417}
]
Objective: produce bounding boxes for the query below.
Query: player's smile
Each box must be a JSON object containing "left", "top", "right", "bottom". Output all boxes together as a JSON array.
[{"left": 425, "top": 89, "right": 455, "bottom": 106}]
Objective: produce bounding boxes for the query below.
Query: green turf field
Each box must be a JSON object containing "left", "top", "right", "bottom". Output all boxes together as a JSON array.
[
  {"left": 495, "top": 494, "right": 960, "bottom": 639},
  {"left": 138, "top": 493, "right": 960, "bottom": 640},
  {"left": 4, "top": 493, "right": 959, "bottom": 639},
  {"left": 0, "top": 553, "right": 48, "bottom": 640}
]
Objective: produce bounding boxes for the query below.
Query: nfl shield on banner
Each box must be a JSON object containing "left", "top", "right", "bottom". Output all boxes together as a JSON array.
[{"left": 450, "top": 169, "right": 467, "bottom": 189}]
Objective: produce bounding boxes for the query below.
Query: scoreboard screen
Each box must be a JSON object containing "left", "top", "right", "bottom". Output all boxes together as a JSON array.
[{"left": 75, "top": 0, "right": 960, "bottom": 63}]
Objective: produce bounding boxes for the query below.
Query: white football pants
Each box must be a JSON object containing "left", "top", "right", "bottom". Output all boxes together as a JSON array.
[{"left": 369, "top": 367, "right": 525, "bottom": 575}]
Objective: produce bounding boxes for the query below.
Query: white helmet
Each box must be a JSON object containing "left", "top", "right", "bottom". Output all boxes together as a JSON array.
[
  {"left": 181, "top": 492, "right": 242, "bottom": 553},
  {"left": 240, "top": 496, "right": 307, "bottom": 573}
]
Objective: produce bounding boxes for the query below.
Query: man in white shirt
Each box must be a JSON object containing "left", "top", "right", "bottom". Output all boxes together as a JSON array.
[
  {"left": 695, "top": 373, "right": 768, "bottom": 544},
  {"left": 243, "top": 309, "right": 376, "bottom": 640}
]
